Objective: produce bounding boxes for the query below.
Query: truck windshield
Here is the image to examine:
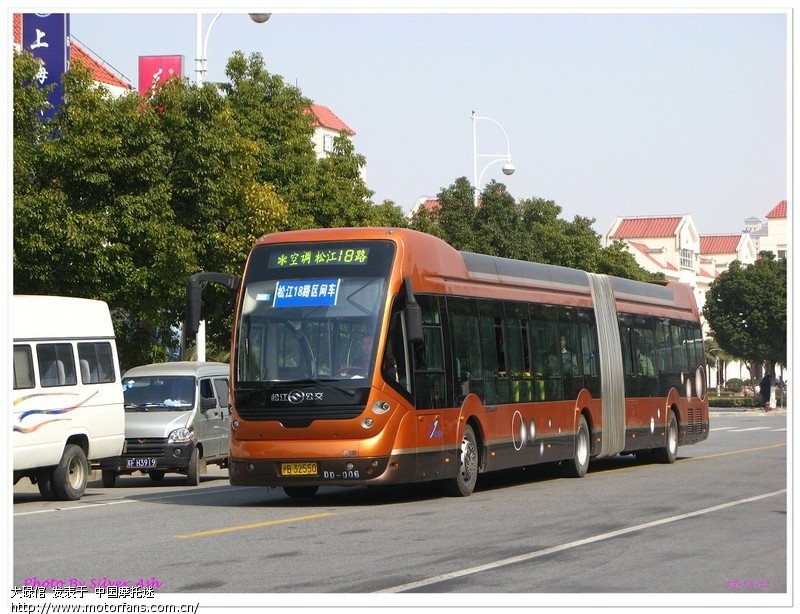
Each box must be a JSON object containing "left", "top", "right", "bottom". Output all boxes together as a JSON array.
[
  {"left": 236, "top": 240, "right": 396, "bottom": 384},
  {"left": 123, "top": 376, "right": 195, "bottom": 411}
]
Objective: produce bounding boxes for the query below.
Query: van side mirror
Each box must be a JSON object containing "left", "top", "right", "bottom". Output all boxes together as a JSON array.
[{"left": 200, "top": 397, "right": 216, "bottom": 411}]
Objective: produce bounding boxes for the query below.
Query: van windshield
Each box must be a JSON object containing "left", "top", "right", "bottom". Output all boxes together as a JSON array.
[{"left": 122, "top": 376, "right": 195, "bottom": 411}]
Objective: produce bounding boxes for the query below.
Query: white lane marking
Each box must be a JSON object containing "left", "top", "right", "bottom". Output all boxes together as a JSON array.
[
  {"left": 711, "top": 426, "right": 736, "bottom": 431},
  {"left": 376, "top": 489, "right": 786, "bottom": 593},
  {"left": 13, "top": 485, "right": 254, "bottom": 517},
  {"left": 14, "top": 499, "right": 135, "bottom": 517},
  {"left": 731, "top": 427, "right": 771, "bottom": 432}
]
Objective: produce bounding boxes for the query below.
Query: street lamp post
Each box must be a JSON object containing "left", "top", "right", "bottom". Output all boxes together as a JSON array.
[
  {"left": 472, "top": 111, "right": 515, "bottom": 208},
  {"left": 709, "top": 348, "right": 721, "bottom": 397},
  {"left": 191, "top": 11, "right": 269, "bottom": 362},
  {"left": 195, "top": 12, "right": 271, "bottom": 85}
]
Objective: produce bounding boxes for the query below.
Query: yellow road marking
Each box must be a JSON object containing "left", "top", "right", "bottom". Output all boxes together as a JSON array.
[
  {"left": 680, "top": 442, "right": 786, "bottom": 462},
  {"left": 176, "top": 512, "right": 334, "bottom": 539}
]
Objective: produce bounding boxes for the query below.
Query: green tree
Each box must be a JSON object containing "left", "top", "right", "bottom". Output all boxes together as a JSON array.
[{"left": 703, "top": 252, "right": 787, "bottom": 372}]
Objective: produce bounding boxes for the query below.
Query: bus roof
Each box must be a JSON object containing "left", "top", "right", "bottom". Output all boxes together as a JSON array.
[
  {"left": 12, "top": 295, "right": 115, "bottom": 342},
  {"left": 250, "top": 227, "right": 698, "bottom": 317}
]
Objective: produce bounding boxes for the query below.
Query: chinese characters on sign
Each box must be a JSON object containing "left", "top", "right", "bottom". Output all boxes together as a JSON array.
[
  {"left": 273, "top": 280, "right": 340, "bottom": 308},
  {"left": 138, "top": 55, "right": 183, "bottom": 95},
  {"left": 270, "top": 247, "right": 370, "bottom": 268},
  {"left": 21, "top": 13, "right": 69, "bottom": 120}
]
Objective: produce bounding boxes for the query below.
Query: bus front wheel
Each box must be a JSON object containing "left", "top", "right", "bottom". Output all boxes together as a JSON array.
[
  {"left": 284, "top": 486, "right": 319, "bottom": 498},
  {"left": 444, "top": 424, "right": 479, "bottom": 497}
]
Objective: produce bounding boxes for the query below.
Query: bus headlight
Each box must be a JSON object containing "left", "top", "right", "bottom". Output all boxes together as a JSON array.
[
  {"left": 372, "top": 400, "right": 391, "bottom": 414},
  {"left": 362, "top": 418, "right": 374, "bottom": 429}
]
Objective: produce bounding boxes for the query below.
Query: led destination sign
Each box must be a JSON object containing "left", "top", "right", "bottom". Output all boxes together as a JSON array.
[
  {"left": 273, "top": 279, "right": 340, "bottom": 308},
  {"left": 269, "top": 246, "right": 370, "bottom": 268}
]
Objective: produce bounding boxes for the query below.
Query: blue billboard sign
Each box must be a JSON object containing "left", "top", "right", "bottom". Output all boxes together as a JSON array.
[{"left": 21, "top": 13, "right": 69, "bottom": 120}]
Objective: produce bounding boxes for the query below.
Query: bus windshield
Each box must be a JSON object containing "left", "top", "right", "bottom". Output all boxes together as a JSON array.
[{"left": 236, "top": 240, "right": 396, "bottom": 384}]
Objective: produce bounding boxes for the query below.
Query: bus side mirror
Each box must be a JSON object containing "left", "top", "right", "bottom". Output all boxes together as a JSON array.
[
  {"left": 405, "top": 301, "right": 424, "bottom": 345},
  {"left": 185, "top": 280, "right": 203, "bottom": 336},
  {"left": 403, "top": 277, "right": 424, "bottom": 345}
]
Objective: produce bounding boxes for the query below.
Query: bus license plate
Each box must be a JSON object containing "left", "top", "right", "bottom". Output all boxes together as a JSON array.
[
  {"left": 281, "top": 462, "right": 318, "bottom": 476},
  {"left": 126, "top": 458, "right": 157, "bottom": 469}
]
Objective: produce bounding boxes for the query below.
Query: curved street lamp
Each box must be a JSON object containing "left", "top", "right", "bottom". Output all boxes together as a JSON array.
[
  {"left": 195, "top": 12, "right": 271, "bottom": 85},
  {"left": 472, "top": 111, "right": 515, "bottom": 208}
]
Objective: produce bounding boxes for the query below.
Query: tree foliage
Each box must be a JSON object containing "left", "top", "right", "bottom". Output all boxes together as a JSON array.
[
  {"left": 703, "top": 252, "right": 787, "bottom": 371},
  {"left": 14, "top": 47, "right": 659, "bottom": 367}
]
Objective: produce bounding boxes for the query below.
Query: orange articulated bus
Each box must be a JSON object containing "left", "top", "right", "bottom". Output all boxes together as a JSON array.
[{"left": 188, "top": 227, "right": 709, "bottom": 498}]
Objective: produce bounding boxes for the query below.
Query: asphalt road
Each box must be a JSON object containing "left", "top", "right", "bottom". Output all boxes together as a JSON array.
[{"left": 11, "top": 409, "right": 788, "bottom": 608}]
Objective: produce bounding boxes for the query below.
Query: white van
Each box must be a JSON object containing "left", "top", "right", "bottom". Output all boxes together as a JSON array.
[
  {"left": 100, "top": 361, "right": 230, "bottom": 487},
  {"left": 12, "top": 295, "right": 125, "bottom": 500}
]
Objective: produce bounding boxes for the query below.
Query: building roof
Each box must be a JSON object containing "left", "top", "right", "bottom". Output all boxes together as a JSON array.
[
  {"left": 699, "top": 234, "right": 741, "bottom": 254},
  {"left": 306, "top": 103, "right": 355, "bottom": 136},
  {"left": 609, "top": 216, "right": 684, "bottom": 239},
  {"left": 14, "top": 14, "right": 131, "bottom": 91},
  {"left": 627, "top": 241, "right": 678, "bottom": 272},
  {"left": 766, "top": 199, "right": 787, "bottom": 219}
]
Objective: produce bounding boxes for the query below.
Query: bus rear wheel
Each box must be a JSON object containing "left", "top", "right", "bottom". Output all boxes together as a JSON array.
[
  {"left": 654, "top": 411, "right": 678, "bottom": 464},
  {"left": 444, "top": 424, "right": 479, "bottom": 497},
  {"left": 562, "top": 416, "right": 590, "bottom": 478}
]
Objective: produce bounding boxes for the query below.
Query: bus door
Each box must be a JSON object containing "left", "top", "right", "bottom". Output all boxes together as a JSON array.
[{"left": 411, "top": 296, "right": 446, "bottom": 479}]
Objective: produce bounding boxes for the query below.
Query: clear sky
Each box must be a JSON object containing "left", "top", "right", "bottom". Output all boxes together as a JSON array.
[{"left": 11, "top": 2, "right": 791, "bottom": 238}]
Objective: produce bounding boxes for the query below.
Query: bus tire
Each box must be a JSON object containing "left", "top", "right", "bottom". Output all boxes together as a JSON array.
[
  {"left": 654, "top": 411, "right": 678, "bottom": 464},
  {"left": 36, "top": 468, "right": 57, "bottom": 500},
  {"left": 444, "top": 424, "right": 479, "bottom": 497},
  {"left": 52, "top": 444, "right": 89, "bottom": 501},
  {"left": 562, "top": 416, "right": 590, "bottom": 478},
  {"left": 101, "top": 470, "right": 116, "bottom": 488},
  {"left": 284, "top": 486, "right": 319, "bottom": 498}
]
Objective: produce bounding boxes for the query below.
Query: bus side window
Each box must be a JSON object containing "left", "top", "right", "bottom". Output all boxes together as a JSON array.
[
  {"left": 447, "top": 297, "right": 483, "bottom": 403},
  {"left": 413, "top": 296, "right": 446, "bottom": 409}
]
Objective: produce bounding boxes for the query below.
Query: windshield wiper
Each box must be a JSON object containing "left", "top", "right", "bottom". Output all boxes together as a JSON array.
[{"left": 282, "top": 378, "right": 357, "bottom": 398}]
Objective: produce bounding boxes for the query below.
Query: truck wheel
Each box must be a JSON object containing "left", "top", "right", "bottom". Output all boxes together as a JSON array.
[
  {"left": 36, "top": 468, "right": 57, "bottom": 500},
  {"left": 186, "top": 447, "right": 200, "bottom": 486},
  {"left": 101, "top": 470, "right": 116, "bottom": 488},
  {"left": 52, "top": 444, "right": 89, "bottom": 501}
]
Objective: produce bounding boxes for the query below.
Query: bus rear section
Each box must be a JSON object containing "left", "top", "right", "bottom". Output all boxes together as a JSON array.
[{"left": 12, "top": 295, "right": 125, "bottom": 500}]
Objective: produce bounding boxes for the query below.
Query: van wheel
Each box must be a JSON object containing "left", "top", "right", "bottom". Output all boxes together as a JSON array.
[
  {"left": 443, "top": 424, "right": 479, "bottom": 496},
  {"left": 149, "top": 470, "right": 166, "bottom": 482},
  {"left": 186, "top": 447, "right": 200, "bottom": 486},
  {"left": 53, "top": 444, "right": 89, "bottom": 501},
  {"left": 101, "top": 470, "right": 116, "bottom": 488},
  {"left": 283, "top": 486, "right": 319, "bottom": 498},
  {"left": 36, "top": 468, "right": 57, "bottom": 500},
  {"left": 562, "top": 416, "right": 590, "bottom": 478},
  {"left": 654, "top": 411, "right": 678, "bottom": 464}
]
